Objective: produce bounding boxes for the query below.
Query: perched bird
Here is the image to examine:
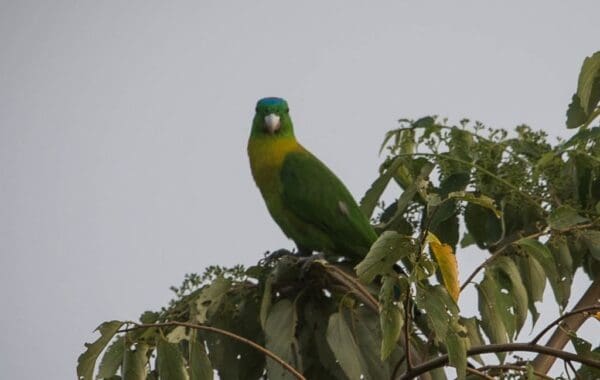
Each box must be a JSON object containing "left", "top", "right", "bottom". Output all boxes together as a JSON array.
[{"left": 247, "top": 97, "right": 377, "bottom": 261}]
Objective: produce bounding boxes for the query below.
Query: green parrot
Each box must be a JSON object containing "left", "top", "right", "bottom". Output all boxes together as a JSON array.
[{"left": 247, "top": 97, "right": 377, "bottom": 260}]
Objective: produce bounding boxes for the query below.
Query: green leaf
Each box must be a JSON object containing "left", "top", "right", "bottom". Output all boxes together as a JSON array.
[
  {"left": 415, "top": 284, "right": 458, "bottom": 344},
  {"left": 379, "top": 276, "right": 403, "bottom": 360},
  {"left": 380, "top": 161, "right": 434, "bottom": 229},
  {"left": 192, "top": 276, "right": 231, "bottom": 323},
  {"left": 446, "top": 320, "right": 468, "bottom": 380},
  {"left": 548, "top": 238, "right": 573, "bottom": 310},
  {"left": 580, "top": 230, "right": 600, "bottom": 260},
  {"left": 577, "top": 51, "right": 600, "bottom": 115},
  {"left": 477, "top": 273, "right": 509, "bottom": 354},
  {"left": 517, "top": 239, "right": 564, "bottom": 307},
  {"left": 567, "top": 51, "right": 600, "bottom": 128},
  {"left": 122, "top": 343, "right": 149, "bottom": 380},
  {"left": 516, "top": 254, "right": 546, "bottom": 325},
  {"left": 259, "top": 275, "right": 273, "bottom": 330},
  {"left": 77, "top": 320, "right": 124, "bottom": 380},
  {"left": 355, "top": 231, "right": 415, "bottom": 283},
  {"left": 547, "top": 205, "right": 589, "bottom": 230},
  {"left": 190, "top": 331, "right": 213, "bottom": 380},
  {"left": 97, "top": 336, "right": 125, "bottom": 379},
  {"left": 460, "top": 233, "right": 476, "bottom": 248},
  {"left": 360, "top": 156, "right": 403, "bottom": 218},
  {"left": 448, "top": 191, "right": 502, "bottom": 218},
  {"left": 492, "top": 257, "right": 529, "bottom": 334},
  {"left": 157, "top": 337, "right": 188, "bottom": 380},
  {"left": 460, "top": 317, "right": 485, "bottom": 365},
  {"left": 464, "top": 203, "right": 503, "bottom": 249},
  {"left": 264, "top": 299, "right": 302, "bottom": 380},
  {"left": 354, "top": 308, "right": 395, "bottom": 379},
  {"left": 567, "top": 94, "right": 589, "bottom": 129},
  {"left": 326, "top": 311, "right": 369, "bottom": 380}
]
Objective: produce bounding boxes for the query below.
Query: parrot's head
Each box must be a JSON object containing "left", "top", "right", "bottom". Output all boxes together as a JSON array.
[{"left": 251, "top": 97, "right": 295, "bottom": 138}]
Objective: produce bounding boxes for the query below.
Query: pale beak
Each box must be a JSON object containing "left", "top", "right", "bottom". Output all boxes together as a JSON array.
[{"left": 264, "top": 113, "right": 281, "bottom": 134}]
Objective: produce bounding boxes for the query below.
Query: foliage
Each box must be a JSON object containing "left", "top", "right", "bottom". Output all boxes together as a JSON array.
[{"left": 78, "top": 52, "right": 600, "bottom": 379}]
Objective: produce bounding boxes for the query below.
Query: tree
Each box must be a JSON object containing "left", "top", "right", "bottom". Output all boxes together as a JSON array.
[{"left": 78, "top": 52, "right": 600, "bottom": 380}]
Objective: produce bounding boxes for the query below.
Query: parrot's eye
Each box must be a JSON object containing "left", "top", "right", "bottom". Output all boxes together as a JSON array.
[{"left": 285, "top": 108, "right": 289, "bottom": 113}]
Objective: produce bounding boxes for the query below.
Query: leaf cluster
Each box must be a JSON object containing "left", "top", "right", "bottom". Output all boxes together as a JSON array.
[{"left": 78, "top": 52, "right": 600, "bottom": 380}]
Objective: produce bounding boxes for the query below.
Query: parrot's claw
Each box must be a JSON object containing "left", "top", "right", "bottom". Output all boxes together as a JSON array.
[{"left": 297, "top": 252, "right": 325, "bottom": 274}]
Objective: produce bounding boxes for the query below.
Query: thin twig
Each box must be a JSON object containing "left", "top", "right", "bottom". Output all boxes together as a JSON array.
[
  {"left": 404, "top": 290, "right": 412, "bottom": 370},
  {"left": 119, "top": 321, "right": 306, "bottom": 380},
  {"left": 323, "top": 263, "right": 379, "bottom": 311},
  {"left": 532, "top": 278, "right": 600, "bottom": 374},
  {"left": 398, "top": 343, "right": 600, "bottom": 380},
  {"left": 530, "top": 305, "right": 600, "bottom": 344},
  {"left": 476, "top": 364, "right": 553, "bottom": 380},
  {"left": 465, "top": 367, "right": 494, "bottom": 380},
  {"left": 566, "top": 359, "right": 580, "bottom": 380}
]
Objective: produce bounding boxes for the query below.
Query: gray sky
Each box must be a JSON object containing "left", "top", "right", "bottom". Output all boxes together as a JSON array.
[{"left": 1, "top": 2, "right": 599, "bottom": 379}]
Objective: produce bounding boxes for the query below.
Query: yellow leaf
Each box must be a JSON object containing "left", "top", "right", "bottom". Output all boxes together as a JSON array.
[{"left": 426, "top": 232, "right": 460, "bottom": 302}]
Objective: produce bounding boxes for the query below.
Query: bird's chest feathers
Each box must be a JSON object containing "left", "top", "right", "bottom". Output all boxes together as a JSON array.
[{"left": 248, "top": 137, "right": 302, "bottom": 192}]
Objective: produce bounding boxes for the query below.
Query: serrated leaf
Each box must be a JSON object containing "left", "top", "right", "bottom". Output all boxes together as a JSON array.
[
  {"left": 567, "top": 94, "right": 589, "bottom": 129},
  {"left": 460, "top": 233, "right": 475, "bottom": 248},
  {"left": 547, "top": 205, "right": 589, "bottom": 230},
  {"left": 492, "top": 256, "right": 528, "bottom": 333},
  {"left": 157, "top": 337, "right": 189, "bottom": 380},
  {"left": 477, "top": 274, "right": 509, "bottom": 356},
  {"left": 326, "top": 311, "right": 369, "bottom": 380},
  {"left": 123, "top": 343, "right": 149, "bottom": 380},
  {"left": 380, "top": 161, "right": 434, "bottom": 229},
  {"left": 415, "top": 284, "right": 458, "bottom": 344},
  {"left": 379, "top": 276, "right": 403, "bottom": 360},
  {"left": 580, "top": 230, "right": 600, "bottom": 260},
  {"left": 448, "top": 191, "right": 502, "bottom": 218},
  {"left": 360, "top": 156, "right": 403, "bottom": 218},
  {"left": 517, "top": 239, "right": 564, "bottom": 307},
  {"left": 97, "top": 336, "right": 125, "bottom": 379},
  {"left": 516, "top": 254, "right": 546, "bottom": 325},
  {"left": 355, "top": 231, "right": 415, "bottom": 283},
  {"left": 548, "top": 238, "right": 573, "bottom": 310},
  {"left": 464, "top": 203, "right": 503, "bottom": 249},
  {"left": 259, "top": 275, "right": 273, "bottom": 330},
  {"left": 167, "top": 326, "right": 189, "bottom": 343},
  {"left": 577, "top": 51, "right": 600, "bottom": 115},
  {"left": 427, "top": 232, "right": 460, "bottom": 302},
  {"left": 264, "top": 299, "right": 302, "bottom": 380},
  {"left": 77, "top": 320, "right": 124, "bottom": 380},
  {"left": 190, "top": 332, "right": 213, "bottom": 380},
  {"left": 193, "top": 276, "right": 231, "bottom": 323},
  {"left": 460, "top": 317, "right": 485, "bottom": 365},
  {"left": 446, "top": 320, "right": 468, "bottom": 380},
  {"left": 354, "top": 308, "right": 394, "bottom": 379}
]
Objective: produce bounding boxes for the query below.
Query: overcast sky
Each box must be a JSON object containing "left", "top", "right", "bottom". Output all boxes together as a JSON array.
[{"left": 1, "top": 2, "right": 599, "bottom": 379}]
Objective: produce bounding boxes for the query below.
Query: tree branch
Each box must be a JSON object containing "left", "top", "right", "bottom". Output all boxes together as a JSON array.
[
  {"left": 120, "top": 321, "right": 306, "bottom": 380},
  {"left": 530, "top": 305, "right": 600, "bottom": 345},
  {"left": 532, "top": 278, "right": 600, "bottom": 374},
  {"left": 399, "top": 342, "right": 600, "bottom": 380}
]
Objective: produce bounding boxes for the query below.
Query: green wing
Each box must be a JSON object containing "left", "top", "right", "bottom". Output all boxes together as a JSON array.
[{"left": 280, "top": 151, "right": 377, "bottom": 258}]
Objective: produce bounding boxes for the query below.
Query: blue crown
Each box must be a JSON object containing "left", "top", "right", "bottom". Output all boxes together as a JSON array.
[{"left": 257, "top": 97, "right": 287, "bottom": 107}]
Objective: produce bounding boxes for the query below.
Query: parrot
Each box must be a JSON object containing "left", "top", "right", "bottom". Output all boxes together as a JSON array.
[{"left": 247, "top": 97, "right": 377, "bottom": 261}]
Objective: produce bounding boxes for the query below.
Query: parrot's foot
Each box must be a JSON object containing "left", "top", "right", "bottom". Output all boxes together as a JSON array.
[{"left": 297, "top": 252, "right": 326, "bottom": 274}]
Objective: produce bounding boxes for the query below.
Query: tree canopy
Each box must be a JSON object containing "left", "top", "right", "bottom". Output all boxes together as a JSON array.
[{"left": 78, "top": 51, "right": 600, "bottom": 380}]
